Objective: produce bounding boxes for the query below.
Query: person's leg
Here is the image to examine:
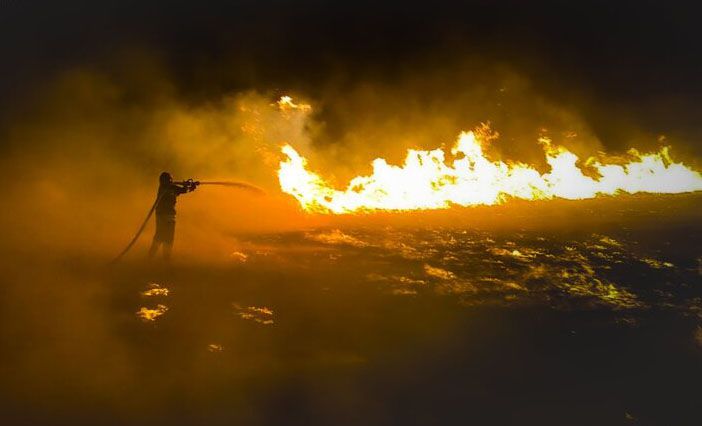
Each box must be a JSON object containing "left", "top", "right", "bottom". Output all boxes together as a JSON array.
[
  {"left": 163, "top": 243, "right": 172, "bottom": 262},
  {"left": 151, "top": 215, "right": 169, "bottom": 260},
  {"left": 148, "top": 239, "right": 160, "bottom": 258},
  {"left": 162, "top": 217, "right": 175, "bottom": 262}
]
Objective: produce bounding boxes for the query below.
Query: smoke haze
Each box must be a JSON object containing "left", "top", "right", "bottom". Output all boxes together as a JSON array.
[
  {"left": 1, "top": 48, "right": 701, "bottom": 260},
  {"left": 1, "top": 4, "right": 701, "bottom": 425}
]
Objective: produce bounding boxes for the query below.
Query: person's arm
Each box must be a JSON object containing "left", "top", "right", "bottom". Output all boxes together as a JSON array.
[{"left": 173, "top": 184, "right": 189, "bottom": 195}]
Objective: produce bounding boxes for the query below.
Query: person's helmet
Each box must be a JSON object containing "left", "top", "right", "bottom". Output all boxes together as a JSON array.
[{"left": 159, "top": 172, "right": 173, "bottom": 185}]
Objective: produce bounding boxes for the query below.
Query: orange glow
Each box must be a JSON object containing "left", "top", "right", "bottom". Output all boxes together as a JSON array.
[
  {"left": 276, "top": 95, "right": 311, "bottom": 112},
  {"left": 278, "top": 125, "right": 702, "bottom": 214}
]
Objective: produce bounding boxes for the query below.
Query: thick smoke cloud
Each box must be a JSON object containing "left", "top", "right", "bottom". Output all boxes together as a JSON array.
[
  {"left": 0, "top": 59, "right": 318, "bottom": 260},
  {"left": 1, "top": 1, "right": 701, "bottom": 261},
  {"left": 1, "top": 50, "right": 701, "bottom": 261},
  {"left": 0, "top": 5, "right": 702, "bottom": 424},
  {"left": 0, "top": 5, "right": 700, "bottom": 420}
]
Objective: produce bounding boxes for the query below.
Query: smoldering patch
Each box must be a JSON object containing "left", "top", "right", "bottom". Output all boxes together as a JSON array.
[
  {"left": 233, "top": 303, "right": 274, "bottom": 325},
  {"left": 136, "top": 304, "right": 169, "bottom": 322},
  {"left": 236, "top": 226, "right": 698, "bottom": 315},
  {"left": 141, "top": 282, "right": 170, "bottom": 297}
]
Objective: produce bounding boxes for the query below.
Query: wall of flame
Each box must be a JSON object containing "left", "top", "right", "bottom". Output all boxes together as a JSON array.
[{"left": 278, "top": 124, "right": 702, "bottom": 214}]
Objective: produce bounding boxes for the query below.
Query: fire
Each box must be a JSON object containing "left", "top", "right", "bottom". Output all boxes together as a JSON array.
[
  {"left": 277, "top": 126, "right": 702, "bottom": 214},
  {"left": 276, "top": 95, "right": 311, "bottom": 112}
]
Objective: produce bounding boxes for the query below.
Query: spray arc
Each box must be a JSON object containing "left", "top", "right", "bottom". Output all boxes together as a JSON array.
[{"left": 176, "top": 179, "right": 265, "bottom": 193}]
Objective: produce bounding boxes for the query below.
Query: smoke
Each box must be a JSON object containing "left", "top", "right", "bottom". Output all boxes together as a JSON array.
[
  {"left": 0, "top": 41, "right": 699, "bottom": 426},
  {"left": 0, "top": 54, "right": 317, "bottom": 261},
  {"left": 0, "top": 52, "right": 698, "bottom": 262}
]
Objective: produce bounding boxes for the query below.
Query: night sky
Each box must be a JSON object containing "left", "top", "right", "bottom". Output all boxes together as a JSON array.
[{"left": 2, "top": 1, "right": 701, "bottom": 148}]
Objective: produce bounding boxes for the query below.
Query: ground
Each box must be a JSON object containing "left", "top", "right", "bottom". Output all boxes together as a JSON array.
[{"left": 1, "top": 194, "right": 700, "bottom": 425}]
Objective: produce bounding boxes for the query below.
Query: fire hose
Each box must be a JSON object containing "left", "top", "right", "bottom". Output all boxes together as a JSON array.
[{"left": 111, "top": 179, "right": 264, "bottom": 264}]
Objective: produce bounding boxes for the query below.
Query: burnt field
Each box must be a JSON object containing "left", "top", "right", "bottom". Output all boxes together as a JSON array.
[{"left": 0, "top": 194, "right": 700, "bottom": 425}]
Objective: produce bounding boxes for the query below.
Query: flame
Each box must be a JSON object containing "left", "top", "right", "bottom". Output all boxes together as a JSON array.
[
  {"left": 278, "top": 127, "right": 702, "bottom": 214},
  {"left": 276, "top": 95, "right": 311, "bottom": 112}
]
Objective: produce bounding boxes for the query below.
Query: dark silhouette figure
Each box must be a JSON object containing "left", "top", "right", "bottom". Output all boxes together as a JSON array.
[{"left": 148, "top": 172, "right": 196, "bottom": 261}]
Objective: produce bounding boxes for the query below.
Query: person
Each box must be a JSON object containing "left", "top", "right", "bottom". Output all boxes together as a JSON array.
[{"left": 148, "top": 172, "right": 196, "bottom": 261}]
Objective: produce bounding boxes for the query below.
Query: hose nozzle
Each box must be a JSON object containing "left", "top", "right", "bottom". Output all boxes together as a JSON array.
[{"left": 174, "top": 178, "right": 200, "bottom": 192}]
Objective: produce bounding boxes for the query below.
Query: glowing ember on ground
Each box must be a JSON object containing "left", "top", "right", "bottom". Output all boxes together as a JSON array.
[
  {"left": 233, "top": 304, "right": 274, "bottom": 325},
  {"left": 229, "top": 251, "right": 249, "bottom": 262},
  {"left": 141, "top": 283, "right": 170, "bottom": 297},
  {"left": 278, "top": 125, "right": 702, "bottom": 213},
  {"left": 136, "top": 304, "right": 169, "bottom": 322},
  {"left": 207, "top": 344, "right": 224, "bottom": 352}
]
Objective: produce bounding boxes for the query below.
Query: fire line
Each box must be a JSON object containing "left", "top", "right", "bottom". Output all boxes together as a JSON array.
[{"left": 277, "top": 128, "right": 702, "bottom": 214}]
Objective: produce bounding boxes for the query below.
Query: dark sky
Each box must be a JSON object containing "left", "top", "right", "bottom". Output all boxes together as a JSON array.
[{"left": 2, "top": 0, "right": 701, "bottom": 146}]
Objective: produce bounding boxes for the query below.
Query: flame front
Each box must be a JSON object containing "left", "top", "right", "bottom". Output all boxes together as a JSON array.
[{"left": 278, "top": 129, "right": 702, "bottom": 214}]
